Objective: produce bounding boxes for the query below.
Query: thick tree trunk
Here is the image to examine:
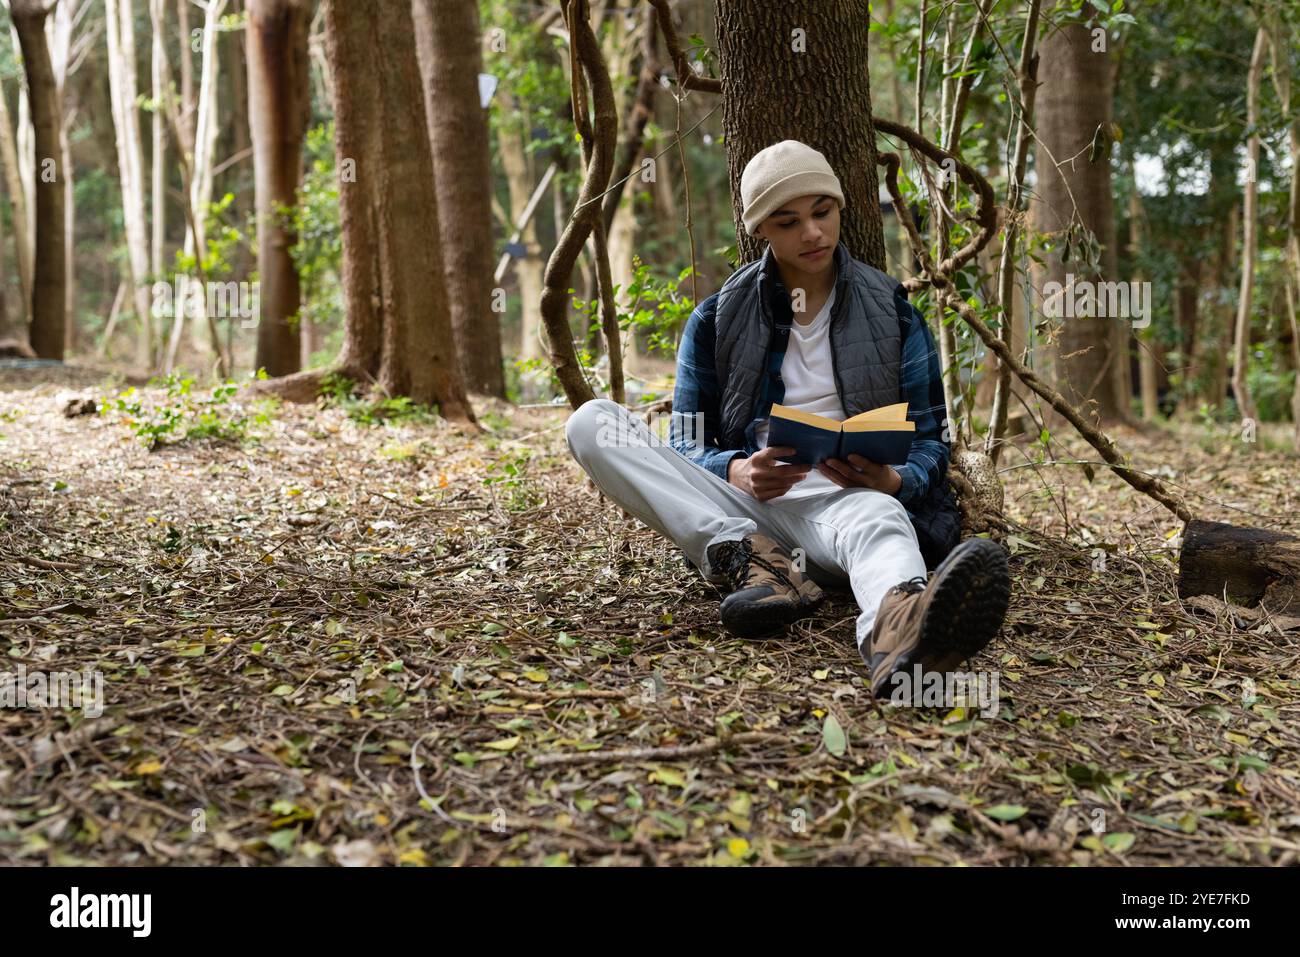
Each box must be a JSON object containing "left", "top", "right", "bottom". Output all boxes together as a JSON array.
[
  {"left": 1033, "top": 7, "right": 1125, "bottom": 425},
  {"left": 411, "top": 0, "right": 504, "bottom": 398},
  {"left": 12, "top": 0, "right": 67, "bottom": 359},
  {"left": 247, "top": 0, "right": 309, "bottom": 377},
  {"left": 322, "top": 0, "right": 474, "bottom": 421},
  {"left": 1179, "top": 519, "right": 1300, "bottom": 614},
  {"left": 715, "top": 0, "right": 886, "bottom": 268}
]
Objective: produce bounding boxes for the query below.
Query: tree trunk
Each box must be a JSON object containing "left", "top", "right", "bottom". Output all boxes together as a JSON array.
[
  {"left": 167, "top": 0, "right": 226, "bottom": 373},
  {"left": 1033, "top": 5, "right": 1125, "bottom": 425},
  {"left": 150, "top": 0, "right": 168, "bottom": 368},
  {"left": 106, "top": 0, "right": 155, "bottom": 374},
  {"left": 1231, "top": 27, "right": 1268, "bottom": 425},
  {"left": 0, "top": 77, "right": 33, "bottom": 325},
  {"left": 1179, "top": 519, "right": 1300, "bottom": 614},
  {"left": 411, "top": 0, "right": 504, "bottom": 398},
  {"left": 1128, "top": 164, "right": 1158, "bottom": 421},
  {"left": 12, "top": 0, "right": 67, "bottom": 359},
  {"left": 498, "top": 116, "right": 546, "bottom": 363},
  {"left": 715, "top": 0, "right": 886, "bottom": 268},
  {"left": 322, "top": 0, "right": 474, "bottom": 421},
  {"left": 177, "top": 0, "right": 195, "bottom": 158},
  {"left": 247, "top": 0, "right": 309, "bottom": 377}
]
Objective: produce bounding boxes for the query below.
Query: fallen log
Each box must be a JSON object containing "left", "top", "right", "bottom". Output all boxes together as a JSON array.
[{"left": 1178, "top": 519, "right": 1300, "bottom": 614}]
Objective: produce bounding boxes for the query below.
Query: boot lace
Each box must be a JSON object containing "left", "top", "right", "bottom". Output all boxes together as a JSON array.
[
  {"left": 890, "top": 576, "right": 928, "bottom": 597},
  {"left": 717, "top": 538, "right": 799, "bottom": 595}
]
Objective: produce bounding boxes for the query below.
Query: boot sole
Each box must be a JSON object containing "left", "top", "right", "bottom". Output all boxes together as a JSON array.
[
  {"left": 720, "top": 581, "right": 824, "bottom": 639},
  {"left": 872, "top": 538, "right": 1010, "bottom": 697}
]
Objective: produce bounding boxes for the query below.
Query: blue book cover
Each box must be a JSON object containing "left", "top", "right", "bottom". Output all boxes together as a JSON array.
[{"left": 766, "top": 403, "right": 914, "bottom": 466}]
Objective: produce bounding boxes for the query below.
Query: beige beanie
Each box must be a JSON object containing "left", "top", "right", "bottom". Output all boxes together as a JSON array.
[{"left": 740, "top": 140, "right": 845, "bottom": 236}]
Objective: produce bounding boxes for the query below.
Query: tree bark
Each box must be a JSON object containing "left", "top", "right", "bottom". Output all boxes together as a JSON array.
[
  {"left": 496, "top": 116, "right": 546, "bottom": 363},
  {"left": 247, "top": 0, "right": 309, "bottom": 377},
  {"left": 411, "top": 0, "right": 504, "bottom": 398},
  {"left": 715, "top": 0, "right": 885, "bottom": 268},
  {"left": 1178, "top": 519, "right": 1300, "bottom": 614},
  {"left": 1231, "top": 27, "right": 1268, "bottom": 425},
  {"left": 0, "top": 76, "right": 33, "bottom": 325},
  {"left": 150, "top": 0, "right": 168, "bottom": 368},
  {"left": 12, "top": 0, "right": 67, "bottom": 359},
  {"left": 320, "top": 0, "right": 474, "bottom": 421},
  {"left": 1033, "top": 5, "right": 1125, "bottom": 425},
  {"left": 105, "top": 0, "right": 155, "bottom": 374}
]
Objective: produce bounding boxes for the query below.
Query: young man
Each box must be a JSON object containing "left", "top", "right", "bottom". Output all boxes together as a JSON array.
[{"left": 565, "top": 140, "right": 1010, "bottom": 698}]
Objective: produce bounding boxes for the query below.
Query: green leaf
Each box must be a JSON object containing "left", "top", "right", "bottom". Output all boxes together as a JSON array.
[
  {"left": 1103, "top": 832, "right": 1136, "bottom": 853},
  {"left": 822, "top": 713, "right": 847, "bottom": 757},
  {"left": 984, "top": 804, "right": 1028, "bottom": 821}
]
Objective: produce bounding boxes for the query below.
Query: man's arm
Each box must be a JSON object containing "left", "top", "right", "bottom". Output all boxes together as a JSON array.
[
  {"left": 892, "top": 291, "right": 951, "bottom": 505},
  {"left": 670, "top": 294, "right": 749, "bottom": 481}
]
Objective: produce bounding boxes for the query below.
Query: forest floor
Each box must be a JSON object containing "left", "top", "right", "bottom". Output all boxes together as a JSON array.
[{"left": 2, "top": 360, "right": 1299, "bottom": 866}]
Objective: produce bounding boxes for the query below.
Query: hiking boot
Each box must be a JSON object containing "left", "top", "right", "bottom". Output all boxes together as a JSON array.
[
  {"left": 708, "top": 533, "right": 825, "bottom": 638},
  {"left": 865, "top": 537, "right": 1010, "bottom": 700}
]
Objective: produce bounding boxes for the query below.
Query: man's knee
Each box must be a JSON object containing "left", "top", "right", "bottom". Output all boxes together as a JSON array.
[
  {"left": 565, "top": 397, "right": 623, "bottom": 459},
  {"left": 837, "top": 491, "right": 916, "bottom": 549}
]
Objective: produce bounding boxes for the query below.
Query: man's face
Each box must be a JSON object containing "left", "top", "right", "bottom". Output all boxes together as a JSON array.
[{"left": 755, "top": 193, "right": 840, "bottom": 278}]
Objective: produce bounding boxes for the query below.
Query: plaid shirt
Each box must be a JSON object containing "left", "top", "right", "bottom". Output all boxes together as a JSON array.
[{"left": 669, "top": 278, "right": 949, "bottom": 507}]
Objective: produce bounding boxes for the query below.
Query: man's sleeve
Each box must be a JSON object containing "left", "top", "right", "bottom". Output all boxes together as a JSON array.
[
  {"left": 893, "top": 294, "right": 951, "bottom": 506},
  {"left": 670, "top": 295, "right": 749, "bottom": 482}
]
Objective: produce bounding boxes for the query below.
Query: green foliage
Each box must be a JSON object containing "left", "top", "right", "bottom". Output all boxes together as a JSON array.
[
  {"left": 287, "top": 123, "right": 344, "bottom": 357},
  {"left": 317, "top": 373, "right": 439, "bottom": 427},
  {"left": 483, "top": 446, "right": 540, "bottom": 512},
  {"left": 618, "top": 256, "right": 697, "bottom": 357},
  {"left": 107, "top": 371, "right": 272, "bottom": 451},
  {"left": 1247, "top": 344, "right": 1297, "bottom": 424}
]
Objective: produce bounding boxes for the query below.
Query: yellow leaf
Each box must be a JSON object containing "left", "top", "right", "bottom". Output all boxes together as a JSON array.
[
  {"left": 522, "top": 669, "right": 548, "bottom": 683},
  {"left": 812, "top": 708, "right": 826, "bottom": 718},
  {"left": 399, "top": 848, "right": 428, "bottom": 866},
  {"left": 135, "top": 761, "right": 164, "bottom": 775},
  {"left": 727, "top": 838, "right": 750, "bottom": 858},
  {"left": 812, "top": 669, "right": 829, "bottom": 680},
  {"left": 483, "top": 736, "right": 521, "bottom": 751},
  {"left": 649, "top": 766, "right": 686, "bottom": 788}
]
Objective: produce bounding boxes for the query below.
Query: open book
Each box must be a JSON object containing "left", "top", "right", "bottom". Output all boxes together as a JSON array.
[{"left": 767, "top": 402, "right": 915, "bottom": 466}]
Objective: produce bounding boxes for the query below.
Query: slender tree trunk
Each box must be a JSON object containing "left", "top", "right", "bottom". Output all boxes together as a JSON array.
[
  {"left": 167, "top": 0, "right": 226, "bottom": 373},
  {"left": 322, "top": 0, "right": 474, "bottom": 421},
  {"left": 0, "top": 78, "right": 33, "bottom": 324},
  {"left": 498, "top": 117, "right": 546, "bottom": 363},
  {"left": 411, "top": 0, "right": 504, "bottom": 397},
  {"left": 1264, "top": 14, "right": 1300, "bottom": 447},
  {"left": 177, "top": 0, "right": 195, "bottom": 157},
  {"left": 247, "top": 0, "right": 309, "bottom": 377},
  {"left": 106, "top": 0, "right": 155, "bottom": 373},
  {"left": 1232, "top": 27, "right": 1268, "bottom": 425},
  {"left": 1129, "top": 173, "right": 1158, "bottom": 421},
  {"left": 12, "top": 0, "right": 66, "bottom": 359},
  {"left": 1033, "top": 5, "right": 1124, "bottom": 424},
  {"left": 715, "top": 0, "right": 886, "bottom": 268},
  {"left": 150, "top": 0, "right": 167, "bottom": 368}
]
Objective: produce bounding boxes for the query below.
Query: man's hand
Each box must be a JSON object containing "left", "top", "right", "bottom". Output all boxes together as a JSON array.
[
  {"left": 818, "top": 454, "right": 903, "bottom": 495},
  {"left": 728, "top": 446, "right": 811, "bottom": 501}
]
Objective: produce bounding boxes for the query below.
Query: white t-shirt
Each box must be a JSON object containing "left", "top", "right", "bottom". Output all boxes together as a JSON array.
[{"left": 754, "top": 287, "right": 847, "bottom": 501}]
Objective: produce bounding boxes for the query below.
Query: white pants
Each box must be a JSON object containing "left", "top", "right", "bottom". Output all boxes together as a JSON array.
[{"left": 564, "top": 399, "right": 927, "bottom": 649}]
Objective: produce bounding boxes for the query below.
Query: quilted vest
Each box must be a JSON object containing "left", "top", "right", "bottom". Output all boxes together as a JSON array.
[{"left": 710, "top": 240, "right": 960, "bottom": 569}]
